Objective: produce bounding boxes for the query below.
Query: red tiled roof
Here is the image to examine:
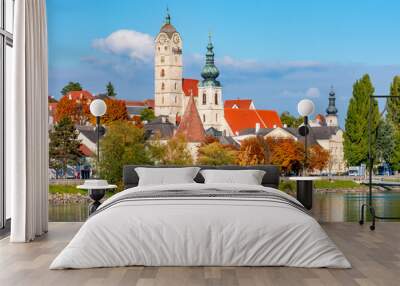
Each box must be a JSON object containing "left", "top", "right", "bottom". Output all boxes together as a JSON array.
[
  {"left": 224, "top": 99, "right": 253, "bottom": 109},
  {"left": 125, "top": 101, "right": 145, "bottom": 106},
  {"left": 66, "top": 90, "right": 94, "bottom": 101},
  {"left": 79, "top": 144, "right": 93, "bottom": 157},
  {"left": 224, "top": 108, "right": 282, "bottom": 135},
  {"left": 144, "top": 99, "right": 155, "bottom": 109},
  {"left": 176, "top": 96, "right": 206, "bottom": 142},
  {"left": 315, "top": 114, "right": 326, "bottom": 123},
  {"left": 182, "top": 78, "right": 199, "bottom": 97}
]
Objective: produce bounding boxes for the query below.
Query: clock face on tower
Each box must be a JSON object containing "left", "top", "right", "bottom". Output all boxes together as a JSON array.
[
  {"left": 173, "top": 34, "right": 180, "bottom": 44},
  {"left": 158, "top": 34, "right": 167, "bottom": 44}
]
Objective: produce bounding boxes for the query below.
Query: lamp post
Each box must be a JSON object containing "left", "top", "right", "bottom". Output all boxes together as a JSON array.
[
  {"left": 89, "top": 99, "right": 107, "bottom": 174},
  {"left": 77, "top": 99, "right": 116, "bottom": 215},
  {"left": 288, "top": 99, "right": 318, "bottom": 210},
  {"left": 297, "top": 99, "right": 315, "bottom": 175}
]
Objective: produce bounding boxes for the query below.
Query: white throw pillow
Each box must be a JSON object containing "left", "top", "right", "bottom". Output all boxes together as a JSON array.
[
  {"left": 136, "top": 167, "right": 201, "bottom": 186},
  {"left": 200, "top": 169, "right": 266, "bottom": 185}
]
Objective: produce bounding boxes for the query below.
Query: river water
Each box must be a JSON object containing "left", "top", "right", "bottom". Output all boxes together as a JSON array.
[{"left": 48, "top": 192, "right": 400, "bottom": 222}]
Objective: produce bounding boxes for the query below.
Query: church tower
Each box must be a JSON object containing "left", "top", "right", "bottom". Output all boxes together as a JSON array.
[
  {"left": 197, "top": 35, "right": 225, "bottom": 132},
  {"left": 326, "top": 86, "right": 339, "bottom": 127},
  {"left": 154, "top": 10, "right": 183, "bottom": 124}
]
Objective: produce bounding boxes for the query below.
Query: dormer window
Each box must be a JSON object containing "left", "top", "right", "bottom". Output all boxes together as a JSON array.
[{"left": 202, "top": 93, "right": 206, "bottom": 105}]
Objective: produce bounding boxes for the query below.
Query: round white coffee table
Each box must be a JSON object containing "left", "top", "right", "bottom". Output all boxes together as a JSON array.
[{"left": 77, "top": 180, "right": 117, "bottom": 215}]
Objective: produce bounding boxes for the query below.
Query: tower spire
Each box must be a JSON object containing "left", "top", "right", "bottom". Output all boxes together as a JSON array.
[
  {"left": 165, "top": 6, "right": 171, "bottom": 24},
  {"left": 326, "top": 85, "right": 338, "bottom": 115},
  {"left": 200, "top": 34, "right": 220, "bottom": 87}
]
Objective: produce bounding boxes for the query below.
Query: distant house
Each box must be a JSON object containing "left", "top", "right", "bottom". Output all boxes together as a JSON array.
[{"left": 126, "top": 99, "right": 154, "bottom": 119}]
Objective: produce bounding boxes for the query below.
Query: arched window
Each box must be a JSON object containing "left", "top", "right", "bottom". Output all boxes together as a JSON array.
[
  {"left": 174, "top": 82, "right": 177, "bottom": 90},
  {"left": 160, "top": 69, "right": 165, "bottom": 77},
  {"left": 214, "top": 93, "right": 218, "bottom": 105},
  {"left": 161, "top": 82, "right": 165, "bottom": 90},
  {"left": 202, "top": 93, "right": 207, "bottom": 105},
  {"left": 160, "top": 56, "right": 165, "bottom": 63},
  {"left": 162, "top": 96, "right": 165, "bottom": 104},
  {"left": 174, "top": 96, "right": 177, "bottom": 103},
  {"left": 203, "top": 114, "right": 206, "bottom": 123}
]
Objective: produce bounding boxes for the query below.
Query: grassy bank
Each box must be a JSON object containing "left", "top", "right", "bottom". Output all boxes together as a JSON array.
[
  {"left": 279, "top": 179, "right": 363, "bottom": 193},
  {"left": 49, "top": 185, "right": 114, "bottom": 197}
]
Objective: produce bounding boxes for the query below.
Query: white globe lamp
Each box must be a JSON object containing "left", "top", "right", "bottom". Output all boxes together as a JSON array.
[
  {"left": 90, "top": 99, "right": 107, "bottom": 117},
  {"left": 297, "top": 99, "right": 315, "bottom": 117}
]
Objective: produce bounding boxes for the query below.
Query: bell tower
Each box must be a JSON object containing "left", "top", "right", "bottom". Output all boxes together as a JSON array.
[
  {"left": 154, "top": 9, "right": 183, "bottom": 124},
  {"left": 197, "top": 34, "right": 225, "bottom": 132},
  {"left": 326, "top": 86, "right": 339, "bottom": 127}
]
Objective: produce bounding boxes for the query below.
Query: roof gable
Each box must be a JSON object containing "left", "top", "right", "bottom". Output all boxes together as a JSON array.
[
  {"left": 224, "top": 99, "right": 254, "bottom": 109},
  {"left": 176, "top": 96, "right": 206, "bottom": 142}
]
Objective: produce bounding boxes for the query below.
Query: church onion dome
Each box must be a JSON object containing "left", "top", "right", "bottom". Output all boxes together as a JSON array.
[
  {"left": 326, "top": 86, "right": 338, "bottom": 115},
  {"left": 199, "top": 35, "right": 221, "bottom": 87},
  {"left": 159, "top": 9, "right": 177, "bottom": 38}
]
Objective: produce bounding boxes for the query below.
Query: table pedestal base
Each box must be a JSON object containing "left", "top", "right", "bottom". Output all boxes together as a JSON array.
[
  {"left": 296, "top": 180, "right": 313, "bottom": 210},
  {"left": 88, "top": 189, "right": 106, "bottom": 215}
]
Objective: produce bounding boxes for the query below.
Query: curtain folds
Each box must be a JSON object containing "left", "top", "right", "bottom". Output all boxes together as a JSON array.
[{"left": 8, "top": 0, "right": 48, "bottom": 242}]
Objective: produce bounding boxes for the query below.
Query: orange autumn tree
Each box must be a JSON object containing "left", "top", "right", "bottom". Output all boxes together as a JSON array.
[
  {"left": 309, "top": 144, "right": 330, "bottom": 172},
  {"left": 89, "top": 98, "right": 129, "bottom": 125},
  {"left": 265, "top": 137, "right": 303, "bottom": 175},
  {"left": 54, "top": 95, "right": 91, "bottom": 124},
  {"left": 237, "top": 136, "right": 267, "bottom": 166}
]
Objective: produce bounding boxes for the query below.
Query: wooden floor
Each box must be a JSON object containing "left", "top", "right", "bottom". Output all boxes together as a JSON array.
[{"left": 0, "top": 222, "right": 399, "bottom": 286}]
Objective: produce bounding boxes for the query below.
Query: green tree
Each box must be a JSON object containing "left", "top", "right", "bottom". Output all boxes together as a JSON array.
[
  {"left": 387, "top": 75, "right": 400, "bottom": 170},
  {"left": 61, "top": 81, "right": 82, "bottom": 96},
  {"left": 140, "top": 108, "right": 156, "bottom": 122},
  {"left": 280, "top": 111, "right": 303, "bottom": 128},
  {"left": 344, "top": 74, "right": 380, "bottom": 167},
  {"left": 99, "top": 121, "right": 152, "bottom": 186},
  {"left": 106, "top": 82, "right": 117, "bottom": 97},
  {"left": 49, "top": 117, "right": 82, "bottom": 178},
  {"left": 376, "top": 119, "right": 395, "bottom": 164},
  {"left": 149, "top": 135, "right": 193, "bottom": 165},
  {"left": 197, "top": 142, "right": 237, "bottom": 166}
]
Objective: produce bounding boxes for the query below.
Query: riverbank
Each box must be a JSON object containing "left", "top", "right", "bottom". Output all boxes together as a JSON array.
[{"left": 49, "top": 180, "right": 374, "bottom": 204}]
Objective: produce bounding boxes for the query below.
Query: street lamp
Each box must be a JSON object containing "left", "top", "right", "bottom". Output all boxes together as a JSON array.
[
  {"left": 289, "top": 99, "right": 318, "bottom": 211},
  {"left": 89, "top": 99, "right": 107, "bottom": 170},
  {"left": 297, "top": 99, "right": 315, "bottom": 174},
  {"left": 76, "top": 99, "right": 116, "bottom": 215}
]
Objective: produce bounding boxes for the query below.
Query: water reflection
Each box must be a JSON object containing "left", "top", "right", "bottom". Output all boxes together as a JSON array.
[{"left": 48, "top": 192, "right": 400, "bottom": 222}]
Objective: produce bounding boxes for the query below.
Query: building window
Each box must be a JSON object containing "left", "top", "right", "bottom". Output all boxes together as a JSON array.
[
  {"left": 174, "top": 96, "right": 177, "bottom": 103},
  {"left": 175, "top": 56, "right": 178, "bottom": 62},
  {"left": 202, "top": 93, "right": 207, "bottom": 105},
  {"left": 162, "top": 96, "right": 165, "bottom": 104},
  {"left": 161, "top": 82, "right": 165, "bottom": 90},
  {"left": 1, "top": 0, "right": 15, "bottom": 229},
  {"left": 214, "top": 93, "right": 218, "bottom": 105},
  {"left": 160, "top": 56, "right": 165, "bottom": 63},
  {"left": 158, "top": 46, "right": 160, "bottom": 51},
  {"left": 216, "top": 113, "right": 218, "bottom": 122},
  {"left": 174, "top": 82, "right": 177, "bottom": 90},
  {"left": 164, "top": 46, "right": 168, "bottom": 51},
  {"left": 203, "top": 114, "right": 206, "bottom": 123},
  {"left": 160, "top": 69, "right": 165, "bottom": 77}
]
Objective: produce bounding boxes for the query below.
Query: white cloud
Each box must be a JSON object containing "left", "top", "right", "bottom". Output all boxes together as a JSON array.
[
  {"left": 306, "top": 87, "right": 320, "bottom": 98},
  {"left": 93, "top": 29, "right": 154, "bottom": 62}
]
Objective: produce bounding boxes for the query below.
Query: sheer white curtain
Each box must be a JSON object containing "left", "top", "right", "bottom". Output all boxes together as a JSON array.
[{"left": 7, "top": 0, "right": 48, "bottom": 242}]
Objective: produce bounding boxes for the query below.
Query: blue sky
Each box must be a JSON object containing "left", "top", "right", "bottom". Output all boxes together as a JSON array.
[{"left": 47, "top": 0, "right": 400, "bottom": 126}]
